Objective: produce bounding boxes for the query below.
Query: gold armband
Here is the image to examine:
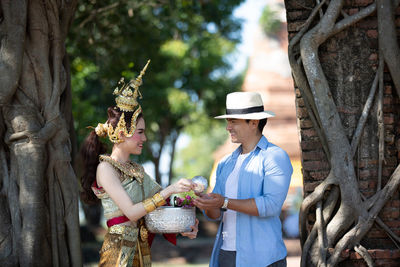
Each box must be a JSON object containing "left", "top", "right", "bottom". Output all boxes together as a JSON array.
[
  {"left": 143, "top": 198, "right": 156, "bottom": 213},
  {"left": 152, "top": 193, "right": 166, "bottom": 207}
]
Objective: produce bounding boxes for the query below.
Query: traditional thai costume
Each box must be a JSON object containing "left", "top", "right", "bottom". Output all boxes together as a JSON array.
[
  {"left": 92, "top": 155, "right": 162, "bottom": 267},
  {"left": 91, "top": 60, "right": 176, "bottom": 266}
]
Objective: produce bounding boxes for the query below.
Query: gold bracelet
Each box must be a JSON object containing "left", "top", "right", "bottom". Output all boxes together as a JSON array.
[
  {"left": 143, "top": 198, "right": 156, "bottom": 213},
  {"left": 152, "top": 193, "right": 166, "bottom": 207}
]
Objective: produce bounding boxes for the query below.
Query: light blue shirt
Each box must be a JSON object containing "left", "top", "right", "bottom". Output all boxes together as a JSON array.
[{"left": 206, "top": 136, "right": 293, "bottom": 267}]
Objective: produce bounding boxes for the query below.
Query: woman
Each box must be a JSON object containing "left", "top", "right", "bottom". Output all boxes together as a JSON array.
[{"left": 80, "top": 61, "right": 198, "bottom": 267}]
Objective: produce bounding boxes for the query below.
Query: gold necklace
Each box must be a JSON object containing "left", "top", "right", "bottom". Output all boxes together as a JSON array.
[{"left": 99, "top": 155, "right": 144, "bottom": 184}]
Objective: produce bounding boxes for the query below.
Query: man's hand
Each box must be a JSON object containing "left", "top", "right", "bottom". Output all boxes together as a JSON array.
[{"left": 193, "top": 193, "right": 224, "bottom": 210}]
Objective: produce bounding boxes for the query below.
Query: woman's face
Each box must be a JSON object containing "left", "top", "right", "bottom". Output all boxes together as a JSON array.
[{"left": 122, "top": 117, "right": 147, "bottom": 155}]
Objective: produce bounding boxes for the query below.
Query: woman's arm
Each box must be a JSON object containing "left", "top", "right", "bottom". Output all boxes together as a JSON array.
[{"left": 97, "top": 162, "right": 194, "bottom": 222}]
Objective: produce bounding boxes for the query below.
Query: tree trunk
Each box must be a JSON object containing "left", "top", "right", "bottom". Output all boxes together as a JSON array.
[
  {"left": 284, "top": 0, "right": 400, "bottom": 265},
  {"left": 0, "top": 0, "right": 81, "bottom": 266}
]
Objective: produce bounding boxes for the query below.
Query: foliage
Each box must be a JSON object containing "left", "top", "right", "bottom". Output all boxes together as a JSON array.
[
  {"left": 173, "top": 117, "right": 228, "bottom": 181},
  {"left": 71, "top": 58, "right": 101, "bottom": 145},
  {"left": 67, "top": 0, "right": 245, "bottom": 183},
  {"left": 259, "top": 5, "right": 282, "bottom": 36}
]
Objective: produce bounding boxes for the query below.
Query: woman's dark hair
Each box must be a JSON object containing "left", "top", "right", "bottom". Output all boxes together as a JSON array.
[{"left": 80, "top": 107, "right": 143, "bottom": 204}]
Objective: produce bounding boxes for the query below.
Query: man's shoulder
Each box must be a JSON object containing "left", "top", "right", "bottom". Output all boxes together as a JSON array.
[
  {"left": 259, "top": 142, "right": 291, "bottom": 164},
  {"left": 262, "top": 142, "right": 289, "bottom": 156}
]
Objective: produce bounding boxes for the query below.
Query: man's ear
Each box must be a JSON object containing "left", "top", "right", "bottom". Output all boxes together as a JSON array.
[{"left": 250, "top": 120, "right": 259, "bottom": 129}]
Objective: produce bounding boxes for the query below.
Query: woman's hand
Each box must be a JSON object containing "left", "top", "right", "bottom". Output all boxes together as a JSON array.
[
  {"left": 172, "top": 178, "right": 195, "bottom": 193},
  {"left": 161, "top": 178, "right": 195, "bottom": 199},
  {"left": 180, "top": 218, "right": 199, "bottom": 239}
]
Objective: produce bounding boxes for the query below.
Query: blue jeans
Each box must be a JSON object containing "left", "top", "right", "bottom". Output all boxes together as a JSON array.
[
  {"left": 267, "top": 257, "right": 287, "bottom": 267},
  {"left": 218, "top": 249, "right": 287, "bottom": 267},
  {"left": 218, "top": 249, "right": 236, "bottom": 267}
]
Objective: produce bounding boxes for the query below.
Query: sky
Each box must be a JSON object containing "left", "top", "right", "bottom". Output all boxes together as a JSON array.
[
  {"left": 230, "top": 0, "right": 268, "bottom": 75},
  {"left": 144, "top": 0, "right": 268, "bottom": 186}
]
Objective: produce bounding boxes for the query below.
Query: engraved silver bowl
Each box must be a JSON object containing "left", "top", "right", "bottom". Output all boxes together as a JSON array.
[{"left": 144, "top": 206, "right": 196, "bottom": 233}]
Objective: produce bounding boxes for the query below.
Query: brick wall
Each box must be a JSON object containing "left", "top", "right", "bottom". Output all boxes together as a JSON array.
[{"left": 284, "top": 0, "right": 400, "bottom": 265}]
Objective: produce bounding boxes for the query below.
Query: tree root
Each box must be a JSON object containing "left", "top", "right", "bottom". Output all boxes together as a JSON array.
[
  {"left": 377, "top": 0, "right": 400, "bottom": 96},
  {"left": 375, "top": 217, "right": 400, "bottom": 248},
  {"left": 0, "top": 148, "right": 19, "bottom": 264},
  {"left": 354, "top": 244, "right": 374, "bottom": 267},
  {"left": 301, "top": 186, "right": 340, "bottom": 267},
  {"left": 0, "top": 0, "right": 27, "bottom": 105},
  {"left": 300, "top": 172, "right": 336, "bottom": 246},
  {"left": 350, "top": 70, "right": 379, "bottom": 157},
  {"left": 316, "top": 201, "right": 328, "bottom": 267},
  {"left": 327, "top": 164, "right": 400, "bottom": 266},
  {"left": 288, "top": 0, "right": 331, "bottom": 159},
  {"left": 377, "top": 55, "right": 384, "bottom": 190}
]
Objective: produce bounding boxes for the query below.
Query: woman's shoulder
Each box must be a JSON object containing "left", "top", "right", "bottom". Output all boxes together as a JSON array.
[
  {"left": 96, "top": 161, "right": 120, "bottom": 181},
  {"left": 97, "top": 160, "right": 116, "bottom": 172}
]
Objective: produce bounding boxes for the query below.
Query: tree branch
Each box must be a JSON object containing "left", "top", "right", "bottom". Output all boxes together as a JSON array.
[{"left": 78, "top": 1, "right": 124, "bottom": 29}]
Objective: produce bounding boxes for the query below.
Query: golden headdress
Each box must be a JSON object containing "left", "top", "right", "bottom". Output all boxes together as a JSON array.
[{"left": 95, "top": 60, "right": 150, "bottom": 143}]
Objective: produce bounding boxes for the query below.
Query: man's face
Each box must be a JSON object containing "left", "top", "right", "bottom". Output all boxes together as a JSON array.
[{"left": 226, "top": 118, "right": 253, "bottom": 144}]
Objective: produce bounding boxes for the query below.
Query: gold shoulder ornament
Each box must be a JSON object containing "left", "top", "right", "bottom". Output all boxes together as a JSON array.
[{"left": 99, "top": 155, "right": 144, "bottom": 183}]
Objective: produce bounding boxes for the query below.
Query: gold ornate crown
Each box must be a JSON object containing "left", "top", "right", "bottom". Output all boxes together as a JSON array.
[
  {"left": 113, "top": 59, "right": 150, "bottom": 112},
  {"left": 94, "top": 60, "right": 150, "bottom": 143}
]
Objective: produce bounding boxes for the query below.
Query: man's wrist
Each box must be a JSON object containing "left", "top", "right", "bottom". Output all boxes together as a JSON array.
[{"left": 221, "top": 197, "right": 229, "bottom": 211}]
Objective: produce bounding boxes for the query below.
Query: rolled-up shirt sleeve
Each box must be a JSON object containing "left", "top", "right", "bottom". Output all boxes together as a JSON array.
[{"left": 255, "top": 148, "right": 293, "bottom": 218}]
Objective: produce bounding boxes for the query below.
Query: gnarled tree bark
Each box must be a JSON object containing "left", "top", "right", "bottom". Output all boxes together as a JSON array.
[
  {"left": 285, "top": 0, "right": 400, "bottom": 265},
  {"left": 0, "top": 0, "right": 81, "bottom": 266}
]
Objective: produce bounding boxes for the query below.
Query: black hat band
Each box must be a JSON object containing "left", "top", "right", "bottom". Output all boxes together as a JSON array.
[{"left": 226, "top": 105, "right": 264, "bottom": 115}]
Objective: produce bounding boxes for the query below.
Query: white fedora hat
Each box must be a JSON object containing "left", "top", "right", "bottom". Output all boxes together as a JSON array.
[{"left": 215, "top": 92, "right": 275, "bottom": 120}]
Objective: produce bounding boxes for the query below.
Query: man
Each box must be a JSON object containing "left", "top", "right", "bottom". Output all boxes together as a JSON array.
[{"left": 193, "top": 92, "right": 293, "bottom": 267}]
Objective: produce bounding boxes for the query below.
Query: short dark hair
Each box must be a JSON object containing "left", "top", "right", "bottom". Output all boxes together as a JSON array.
[{"left": 246, "top": 119, "right": 267, "bottom": 133}]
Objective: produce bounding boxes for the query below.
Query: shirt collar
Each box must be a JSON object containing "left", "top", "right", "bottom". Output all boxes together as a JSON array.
[
  {"left": 256, "top": 135, "right": 269, "bottom": 150},
  {"left": 232, "top": 135, "right": 269, "bottom": 159}
]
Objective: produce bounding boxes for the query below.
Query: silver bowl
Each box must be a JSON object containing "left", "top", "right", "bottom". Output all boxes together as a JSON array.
[{"left": 144, "top": 206, "right": 196, "bottom": 233}]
